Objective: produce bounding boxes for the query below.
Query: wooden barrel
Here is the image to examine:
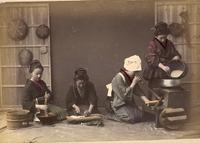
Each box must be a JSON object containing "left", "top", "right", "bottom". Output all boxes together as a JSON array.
[{"left": 6, "top": 109, "right": 30, "bottom": 129}]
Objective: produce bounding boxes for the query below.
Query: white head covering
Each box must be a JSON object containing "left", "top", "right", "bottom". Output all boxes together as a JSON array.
[{"left": 123, "top": 55, "right": 142, "bottom": 72}]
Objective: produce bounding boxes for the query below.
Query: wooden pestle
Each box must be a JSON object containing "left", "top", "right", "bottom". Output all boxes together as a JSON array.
[{"left": 44, "top": 96, "right": 48, "bottom": 117}]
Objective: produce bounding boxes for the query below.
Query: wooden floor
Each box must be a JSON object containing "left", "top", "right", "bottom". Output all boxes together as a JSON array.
[{"left": 0, "top": 111, "right": 200, "bottom": 143}]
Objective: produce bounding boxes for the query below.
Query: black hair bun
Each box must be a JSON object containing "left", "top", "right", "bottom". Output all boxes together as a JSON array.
[
  {"left": 154, "top": 21, "right": 170, "bottom": 36},
  {"left": 74, "top": 68, "right": 89, "bottom": 81},
  {"left": 29, "top": 59, "right": 44, "bottom": 73}
]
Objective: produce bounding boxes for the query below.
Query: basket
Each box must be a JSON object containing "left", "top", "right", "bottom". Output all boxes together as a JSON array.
[
  {"left": 36, "top": 24, "right": 50, "bottom": 39},
  {"left": 7, "top": 19, "right": 29, "bottom": 41}
]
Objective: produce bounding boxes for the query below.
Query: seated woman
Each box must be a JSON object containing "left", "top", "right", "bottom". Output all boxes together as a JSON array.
[
  {"left": 109, "top": 55, "right": 144, "bottom": 123},
  {"left": 66, "top": 68, "right": 98, "bottom": 116},
  {"left": 22, "top": 60, "right": 66, "bottom": 122}
]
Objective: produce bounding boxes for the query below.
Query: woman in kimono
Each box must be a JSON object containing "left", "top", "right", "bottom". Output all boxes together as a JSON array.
[
  {"left": 143, "top": 22, "right": 182, "bottom": 97},
  {"left": 22, "top": 60, "right": 66, "bottom": 121},
  {"left": 143, "top": 22, "right": 181, "bottom": 81},
  {"left": 110, "top": 55, "right": 144, "bottom": 123},
  {"left": 66, "top": 68, "right": 98, "bottom": 116}
]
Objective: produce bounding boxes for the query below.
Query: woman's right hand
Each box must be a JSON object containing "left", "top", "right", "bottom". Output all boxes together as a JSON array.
[
  {"left": 162, "top": 65, "right": 170, "bottom": 73},
  {"left": 130, "top": 76, "right": 141, "bottom": 88},
  {"left": 132, "top": 76, "right": 141, "bottom": 84},
  {"left": 72, "top": 104, "right": 80, "bottom": 114}
]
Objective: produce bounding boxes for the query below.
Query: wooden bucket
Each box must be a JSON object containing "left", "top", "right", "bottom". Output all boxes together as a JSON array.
[{"left": 6, "top": 109, "right": 30, "bottom": 129}]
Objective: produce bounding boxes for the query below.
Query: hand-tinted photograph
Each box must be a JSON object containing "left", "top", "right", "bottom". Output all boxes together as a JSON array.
[{"left": 0, "top": 0, "right": 200, "bottom": 143}]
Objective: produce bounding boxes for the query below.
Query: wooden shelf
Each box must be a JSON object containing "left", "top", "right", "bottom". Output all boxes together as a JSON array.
[
  {"left": 157, "top": 2, "right": 200, "bottom": 6},
  {"left": 2, "top": 85, "right": 25, "bottom": 88},
  {"left": 182, "top": 81, "right": 200, "bottom": 84},
  {"left": 2, "top": 84, "right": 51, "bottom": 88},
  {"left": 174, "top": 42, "right": 200, "bottom": 46},
  {"left": 186, "top": 61, "right": 200, "bottom": 64},
  {"left": 0, "top": 25, "right": 48, "bottom": 28},
  {"left": 0, "top": 65, "right": 50, "bottom": 68},
  {"left": 0, "top": 3, "right": 49, "bottom": 8},
  {"left": 0, "top": 45, "right": 49, "bottom": 48}
]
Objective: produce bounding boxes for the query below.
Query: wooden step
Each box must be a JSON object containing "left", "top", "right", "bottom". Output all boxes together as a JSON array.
[
  {"left": 167, "top": 115, "right": 187, "bottom": 122},
  {"left": 140, "top": 96, "right": 159, "bottom": 105},
  {"left": 164, "top": 108, "right": 185, "bottom": 114}
]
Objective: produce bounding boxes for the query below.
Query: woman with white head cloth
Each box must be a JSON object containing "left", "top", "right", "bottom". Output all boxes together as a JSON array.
[{"left": 109, "top": 55, "right": 144, "bottom": 123}]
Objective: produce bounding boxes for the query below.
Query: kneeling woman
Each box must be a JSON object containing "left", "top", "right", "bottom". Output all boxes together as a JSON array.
[
  {"left": 66, "top": 68, "right": 98, "bottom": 116},
  {"left": 110, "top": 55, "right": 144, "bottom": 123},
  {"left": 22, "top": 60, "right": 66, "bottom": 122}
]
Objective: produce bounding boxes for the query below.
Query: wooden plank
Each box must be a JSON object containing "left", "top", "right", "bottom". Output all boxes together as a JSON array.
[
  {"left": 1, "top": 67, "right": 50, "bottom": 85},
  {"left": 0, "top": 65, "right": 50, "bottom": 68},
  {"left": 0, "top": 105, "right": 22, "bottom": 109},
  {"left": 164, "top": 108, "right": 185, "bottom": 114},
  {"left": 2, "top": 88, "right": 19, "bottom": 105},
  {"left": 167, "top": 115, "right": 187, "bottom": 122},
  {"left": 174, "top": 42, "right": 200, "bottom": 45},
  {"left": 2, "top": 85, "right": 25, "bottom": 88},
  {"left": 0, "top": 3, "right": 49, "bottom": 8},
  {"left": 0, "top": 45, "right": 48, "bottom": 48},
  {"left": 0, "top": 50, "right": 2, "bottom": 106},
  {"left": 0, "top": 25, "right": 44, "bottom": 28},
  {"left": 2, "top": 84, "right": 51, "bottom": 88}
]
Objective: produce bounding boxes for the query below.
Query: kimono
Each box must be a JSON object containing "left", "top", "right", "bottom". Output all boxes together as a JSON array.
[
  {"left": 111, "top": 69, "right": 143, "bottom": 123},
  {"left": 22, "top": 79, "right": 66, "bottom": 121},
  {"left": 66, "top": 81, "right": 98, "bottom": 115},
  {"left": 143, "top": 38, "right": 181, "bottom": 80}
]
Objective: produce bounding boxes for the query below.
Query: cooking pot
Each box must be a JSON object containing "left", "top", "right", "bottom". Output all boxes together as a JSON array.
[
  {"left": 167, "top": 60, "right": 187, "bottom": 79},
  {"left": 36, "top": 112, "right": 57, "bottom": 125},
  {"left": 154, "top": 79, "right": 181, "bottom": 88}
]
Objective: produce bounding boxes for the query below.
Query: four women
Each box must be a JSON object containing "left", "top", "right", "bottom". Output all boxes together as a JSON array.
[{"left": 22, "top": 21, "right": 181, "bottom": 125}]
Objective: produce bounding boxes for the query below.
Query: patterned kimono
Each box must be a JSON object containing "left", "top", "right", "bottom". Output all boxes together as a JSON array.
[
  {"left": 22, "top": 79, "right": 66, "bottom": 121},
  {"left": 143, "top": 38, "right": 181, "bottom": 80},
  {"left": 111, "top": 69, "right": 143, "bottom": 123}
]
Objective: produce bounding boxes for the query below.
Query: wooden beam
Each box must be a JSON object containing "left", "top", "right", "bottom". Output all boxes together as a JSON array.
[
  {"left": 167, "top": 115, "right": 187, "bottom": 122},
  {"left": 0, "top": 65, "right": 50, "bottom": 68},
  {"left": 2, "top": 84, "right": 51, "bottom": 88},
  {"left": 0, "top": 25, "right": 43, "bottom": 29},
  {"left": 174, "top": 42, "right": 200, "bottom": 46},
  {"left": 0, "top": 45, "right": 48, "bottom": 48}
]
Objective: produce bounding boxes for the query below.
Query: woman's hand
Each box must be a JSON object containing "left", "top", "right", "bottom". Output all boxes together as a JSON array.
[
  {"left": 72, "top": 104, "right": 80, "bottom": 114},
  {"left": 35, "top": 104, "right": 48, "bottom": 111},
  {"left": 172, "top": 56, "right": 180, "bottom": 61},
  {"left": 159, "top": 63, "right": 170, "bottom": 73},
  {"left": 83, "top": 110, "right": 91, "bottom": 117},
  {"left": 84, "top": 104, "right": 94, "bottom": 116},
  {"left": 130, "top": 76, "right": 141, "bottom": 88},
  {"left": 162, "top": 66, "right": 170, "bottom": 73},
  {"left": 44, "top": 94, "right": 50, "bottom": 100},
  {"left": 133, "top": 76, "right": 141, "bottom": 84}
]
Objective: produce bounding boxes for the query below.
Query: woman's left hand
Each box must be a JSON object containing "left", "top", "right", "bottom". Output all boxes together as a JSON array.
[
  {"left": 44, "top": 94, "right": 50, "bottom": 100},
  {"left": 84, "top": 110, "right": 91, "bottom": 117}
]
